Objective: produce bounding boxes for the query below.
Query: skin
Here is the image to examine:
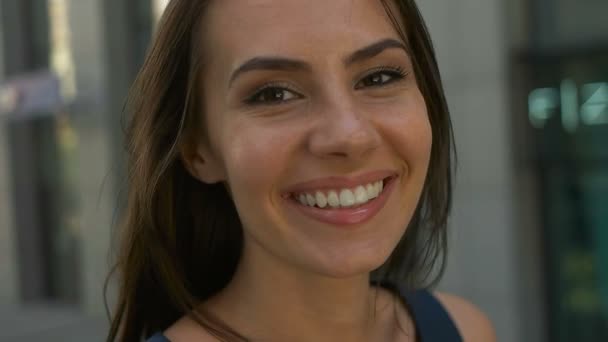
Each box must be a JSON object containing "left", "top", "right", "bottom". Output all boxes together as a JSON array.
[{"left": 171, "top": 0, "right": 496, "bottom": 341}]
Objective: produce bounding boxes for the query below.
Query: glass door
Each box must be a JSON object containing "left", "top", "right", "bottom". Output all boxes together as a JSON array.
[{"left": 521, "top": 49, "right": 608, "bottom": 341}]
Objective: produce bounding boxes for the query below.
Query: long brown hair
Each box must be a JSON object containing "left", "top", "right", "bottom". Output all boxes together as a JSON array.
[{"left": 106, "top": 0, "right": 454, "bottom": 341}]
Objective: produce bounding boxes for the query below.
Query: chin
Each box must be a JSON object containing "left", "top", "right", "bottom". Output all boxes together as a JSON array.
[{"left": 308, "top": 245, "right": 395, "bottom": 279}]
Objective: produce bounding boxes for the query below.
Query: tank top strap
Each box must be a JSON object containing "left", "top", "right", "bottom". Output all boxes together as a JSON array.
[
  {"left": 146, "top": 332, "right": 171, "bottom": 342},
  {"left": 379, "top": 281, "right": 463, "bottom": 342}
]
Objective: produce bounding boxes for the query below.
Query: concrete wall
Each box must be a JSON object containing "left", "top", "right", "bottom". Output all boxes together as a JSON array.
[
  {"left": 65, "top": 0, "right": 115, "bottom": 316},
  {"left": 0, "top": 1, "right": 19, "bottom": 306},
  {"left": 416, "top": 1, "right": 527, "bottom": 341},
  {"left": 66, "top": 0, "right": 151, "bottom": 316}
]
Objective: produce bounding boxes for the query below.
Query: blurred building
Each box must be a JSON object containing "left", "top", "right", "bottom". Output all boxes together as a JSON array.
[
  {"left": 0, "top": 0, "right": 606, "bottom": 341},
  {"left": 0, "top": 0, "right": 152, "bottom": 340}
]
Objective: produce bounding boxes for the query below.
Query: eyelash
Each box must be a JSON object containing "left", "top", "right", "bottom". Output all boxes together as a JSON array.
[
  {"left": 355, "top": 65, "right": 409, "bottom": 90},
  {"left": 243, "top": 65, "right": 409, "bottom": 106}
]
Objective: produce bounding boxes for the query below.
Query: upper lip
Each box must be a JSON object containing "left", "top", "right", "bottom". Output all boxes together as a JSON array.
[{"left": 283, "top": 170, "right": 398, "bottom": 195}]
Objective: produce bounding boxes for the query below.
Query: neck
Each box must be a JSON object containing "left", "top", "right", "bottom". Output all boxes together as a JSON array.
[{"left": 203, "top": 242, "right": 393, "bottom": 342}]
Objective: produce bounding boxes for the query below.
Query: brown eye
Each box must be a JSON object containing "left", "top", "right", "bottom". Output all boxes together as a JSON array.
[
  {"left": 355, "top": 66, "right": 408, "bottom": 90},
  {"left": 246, "top": 85, "right": 301, "bottom": 105}
]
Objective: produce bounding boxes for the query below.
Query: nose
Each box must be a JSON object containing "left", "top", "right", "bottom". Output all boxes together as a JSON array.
[{"left": 307, "top": 95, "right": 381, "bottom": 161}]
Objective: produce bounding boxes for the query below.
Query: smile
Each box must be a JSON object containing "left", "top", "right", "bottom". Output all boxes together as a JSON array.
[
  {"left": 283, "top": 172, "right": 399, "bottom": 226},
  {"left": 292, "top": 179, "right": 385, "bottom": 209}
]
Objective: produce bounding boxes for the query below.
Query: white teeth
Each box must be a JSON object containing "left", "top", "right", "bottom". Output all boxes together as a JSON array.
[
  {"left": 339, "top": 189, "right": 356, "bottom": 207},
  {"left": 306, "top": 193, "right": 316, "bottom": 207},
  {"left": 354, "top": 186, "right": 368, "bottom": 204},
  {"left": 374, "top": 181, "right": 381, "bottom": 195},
  {"left": 366, "top": 183, "right": 377, "bottom": 199},
  {"left": 315, "top": 191, "right": 328, "bottom": 208},
  {"left": 293, "top": 178, "right": 388, "bottom": 209},
  {"left": 327, "top": 191, "right": 340, "bottom": 208}
]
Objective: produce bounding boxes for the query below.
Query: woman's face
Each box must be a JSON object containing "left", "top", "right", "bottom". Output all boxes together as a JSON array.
[{"left": 194, "top": 0, "right": 432, "bottom": 277}]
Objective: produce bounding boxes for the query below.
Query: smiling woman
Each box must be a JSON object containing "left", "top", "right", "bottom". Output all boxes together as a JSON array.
[{"left": 106, "top": 0, "right": 495, "bottom": 341}]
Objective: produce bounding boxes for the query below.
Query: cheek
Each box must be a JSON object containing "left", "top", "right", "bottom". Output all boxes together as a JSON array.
[
  {"left": 377, "top": 92, "right": 433, "bottom": 169},
  {"left": 405, "top": 111, "right": 433, "bottom": 169},
  {"left": 218, "top": 120, "right": 297, "bottom": 198},
  {"left": 204, "top": 92, "right": 282, "bottom": 186}
]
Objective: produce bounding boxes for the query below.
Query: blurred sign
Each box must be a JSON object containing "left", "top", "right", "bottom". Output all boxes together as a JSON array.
[
  {"left": 529, "top": 80, "right": 608, "bottom": 132},
  {"left": 0, "top": 71, "right": 62, "bottom": 117}
]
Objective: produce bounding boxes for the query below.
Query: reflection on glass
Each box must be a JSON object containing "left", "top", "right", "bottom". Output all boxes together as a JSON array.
[
  {"left": 581, "top": 83, "right": 608, "bottom": 125},
  {"left": 48, "top": 0, "right": 76, "bottom": 101}
]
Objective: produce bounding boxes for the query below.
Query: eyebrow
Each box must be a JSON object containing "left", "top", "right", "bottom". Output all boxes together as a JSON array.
[{"left": 228, "top": 38, "right": 409, "bottom": 87}]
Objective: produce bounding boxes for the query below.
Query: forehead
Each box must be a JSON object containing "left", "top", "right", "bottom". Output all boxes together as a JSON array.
[{"left": 202, "top": 0, "right": 404, "bottom": 66}]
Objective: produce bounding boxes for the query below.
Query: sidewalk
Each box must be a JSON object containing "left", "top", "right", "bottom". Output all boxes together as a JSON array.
[{"left": 0, "top": 304, "right": 107, "bottom": 341}]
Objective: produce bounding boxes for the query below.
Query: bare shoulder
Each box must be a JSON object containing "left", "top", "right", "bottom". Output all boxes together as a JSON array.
[
  {"left": 163, "top": 315, "right": 219, "bottom": 342},
  {"left": 434, "top": 292, "right": 497, "bottom": 342}
]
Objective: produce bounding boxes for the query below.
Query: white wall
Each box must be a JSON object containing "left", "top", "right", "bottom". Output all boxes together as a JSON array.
[{"left": 416, "top": 1, "right": 525, "bottom": 341}]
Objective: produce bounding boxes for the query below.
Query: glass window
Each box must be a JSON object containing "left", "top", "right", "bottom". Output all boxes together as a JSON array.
[{"left": 521, "top": 49, "right": 608, "bottom": 341}]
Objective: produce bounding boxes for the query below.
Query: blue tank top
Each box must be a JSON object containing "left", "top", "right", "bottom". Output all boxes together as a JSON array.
[{"left": 146, "top": 283, "right": 462, "bottom": 342}]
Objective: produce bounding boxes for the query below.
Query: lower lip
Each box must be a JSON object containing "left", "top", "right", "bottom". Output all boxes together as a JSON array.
[{"left": 284, "top": 176, "right": 397, "bottom": 226}]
